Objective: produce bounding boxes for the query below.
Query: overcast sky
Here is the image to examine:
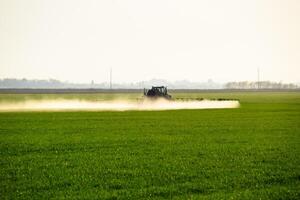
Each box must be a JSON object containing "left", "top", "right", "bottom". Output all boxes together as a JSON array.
[{"left": 0, "top": 0, "right": 299, "bottom": 83}]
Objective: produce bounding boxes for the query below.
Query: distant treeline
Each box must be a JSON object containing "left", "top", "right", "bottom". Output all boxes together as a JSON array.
[
  {"left": 0, "top": 78, "right": 108, "bottom": 89},
  {"left": 0, "top": 78, "right": 298, "bottom": 89},
  {"left": 225, "top": 81, "right": 299, "bottom": 89},
  {"left": 0, "top": 78, "right": 223, "bottom": 89}
]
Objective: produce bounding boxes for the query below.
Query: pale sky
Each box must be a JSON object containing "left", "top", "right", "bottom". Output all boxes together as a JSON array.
[{"left": 0, "top": 0, "right": 299, "bottom": 83}]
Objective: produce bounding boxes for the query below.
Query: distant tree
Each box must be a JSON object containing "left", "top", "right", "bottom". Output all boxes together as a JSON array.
[{"left": 225, "top": 81, "right": 298, "bottom": 89}]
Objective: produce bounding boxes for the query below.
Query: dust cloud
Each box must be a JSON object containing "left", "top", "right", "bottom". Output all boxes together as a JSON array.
[{"left": 0, "top": 99, "right": 239, "bottom": 112}]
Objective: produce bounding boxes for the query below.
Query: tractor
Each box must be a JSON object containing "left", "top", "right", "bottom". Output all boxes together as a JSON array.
[{"left": 143, "top": 86, "right": 172, "bottom": 100}]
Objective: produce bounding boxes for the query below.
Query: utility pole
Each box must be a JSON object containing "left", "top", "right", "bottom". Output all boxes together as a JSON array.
[
  {"left": 110, "top": 67, "right": 112, "bottom": 90},
  {"left": 257, "top": 67, "right": 260, "bottom": 89}
]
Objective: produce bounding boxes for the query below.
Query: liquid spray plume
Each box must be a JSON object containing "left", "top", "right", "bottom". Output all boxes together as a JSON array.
[{"left": 0, "top": 99, "right": 240, "bottom": 112}]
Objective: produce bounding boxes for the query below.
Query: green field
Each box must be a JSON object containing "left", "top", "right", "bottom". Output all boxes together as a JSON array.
[{"left": 0, "top": 92, "right": 300, "bottom": 199}]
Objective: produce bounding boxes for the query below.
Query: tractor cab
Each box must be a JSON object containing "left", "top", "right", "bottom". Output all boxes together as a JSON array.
[{"left": 144, "top": 86, "right": 172, "bottom": 100}]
